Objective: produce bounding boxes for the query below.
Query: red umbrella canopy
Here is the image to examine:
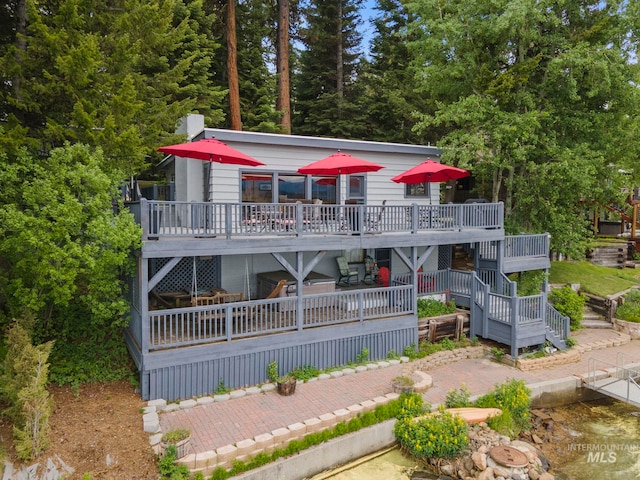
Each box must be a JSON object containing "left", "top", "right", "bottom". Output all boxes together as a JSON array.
[
  {"left": 158, "top": 138, "right": 264, "bottom": 167},
  {"left": 297, "top": 151, "right": 385, "bottom": 175},
  {"left": 391, "top": 160, "right": 469, "bottom": 184}
]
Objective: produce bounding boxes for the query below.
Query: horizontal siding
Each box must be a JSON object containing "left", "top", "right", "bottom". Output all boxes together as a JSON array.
[
  {"left": 206, "top": 142, "right": 441, "bottom": 205},
  {"left": 138, "top": 316, "right": 417, "bottom": 401}
]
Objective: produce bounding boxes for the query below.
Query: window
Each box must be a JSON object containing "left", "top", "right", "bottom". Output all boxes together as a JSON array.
[
  {"left": 347, "top": 175, "right": 365, "bottom": 204},
  {"left": 242, "top": 173, "right": 274, "bottom": 203},
  {"left": 311, "top": 177, "right": 337, "bottom": 204},
  {"left": 277, "top": 174, "right": 306, "bottom": 201}
]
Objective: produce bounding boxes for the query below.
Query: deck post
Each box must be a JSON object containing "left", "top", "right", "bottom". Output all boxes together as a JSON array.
[
  {"left": 225, "top": 203, "right": 232, "bottom": 239},
  {"left": 140, "top": 198, "right": 149, "bottom": 240},
  {"left": 141, "top": 256, "right": 150, "bottom": 357},
  {"left": 510, "top": 296, "right": 519, "bottom": 358}
]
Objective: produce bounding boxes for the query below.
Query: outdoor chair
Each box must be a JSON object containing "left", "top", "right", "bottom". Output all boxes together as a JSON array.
[
  {"left": 363, "top": 256, "right": 378, "bottom": 284},
  {"left": 265, "top": 279, "right": 288, "bottom": 299},
  {"left": 336, "top": 256, "right": 359, "bottom": 286}
]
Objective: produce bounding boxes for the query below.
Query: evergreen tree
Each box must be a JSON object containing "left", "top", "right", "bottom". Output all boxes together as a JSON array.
[
  {"left": 358, "top": 0, "right": 433, "bottom": 144},
  {"left": 408, "top": 0, "right": 640, "bottom": 256},
  {"left": 0, "top": 0, "right": 224, "bottom": 174},
  {"left": 292, "top": 0, "right": 367, "bottom": 138}
]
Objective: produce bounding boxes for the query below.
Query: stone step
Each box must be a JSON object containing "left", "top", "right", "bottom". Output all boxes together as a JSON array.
[{"left": 582, "top": 318, "right": 613, "bottom": 329}]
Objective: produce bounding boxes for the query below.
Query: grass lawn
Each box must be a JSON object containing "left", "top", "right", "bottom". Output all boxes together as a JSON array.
[{"left": 549, "top": 260, "right": 640, "bottom": 297}]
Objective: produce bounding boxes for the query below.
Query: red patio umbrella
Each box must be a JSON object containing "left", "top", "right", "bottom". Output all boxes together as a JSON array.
[
  {"left": 391, "top": 159, "right": 469, "bottom": 204},
  {"left": 391, "top": 159, "right": 469, "bottom": 184},
  {"left": 158, "top": 138, "right": 264, "bottom": 167},
  {"left": 297, "top": 151, "right": 384, "bottom": 175}
]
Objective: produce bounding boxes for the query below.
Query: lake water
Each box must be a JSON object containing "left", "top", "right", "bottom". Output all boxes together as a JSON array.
[{"left": 309, "top": 399, "right": 640, "bottom": 480}]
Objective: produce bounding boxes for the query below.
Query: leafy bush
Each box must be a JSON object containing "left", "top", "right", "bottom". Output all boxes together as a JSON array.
[
  {"left": 290, "top": 365, "right": 321, "bottom": 381},
  {"left": 417, "top": 298, "right": 456, "bottom": 318},
  {"left": 548, "top": 286, "right": 586, "bottom": 330},
  {"left": 616, "top": 289, "right": 640, "bottom": 323},
  {"left": 158, "top": 445, "right": 190, "bottom": 479},
  {"left": 266, "top": 360, "right": 279, "bottom": 383},
  {"left": 395, "top": 406, "right": 469, "bottom": 459},
  {"left": 474, "top": 379, "right": 531, "bottom": 437},
  {"left": 355, "top": 347, "right": 370, "bottom": 364},
  {"left": 413, "top": 337, "right": 474, "bottom": 359},
  {"left": 512, "top": 270, "right": 548, "bottom": 296},
  {"left": 445, "top": 383, "right": 472, "bottom": 408}
]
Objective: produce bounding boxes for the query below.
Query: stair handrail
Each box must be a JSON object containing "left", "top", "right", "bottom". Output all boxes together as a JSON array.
[{"left": 545, "top": 302, "right": 570, "bottom": 340}]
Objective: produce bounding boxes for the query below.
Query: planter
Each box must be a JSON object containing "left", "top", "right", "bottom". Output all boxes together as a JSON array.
[
  {"left": 276, "top": 377, "right": 297, "bottom": 396},
  {"left": 613, "top": 318, "right": 640, "bottom": 339},
  {"left": 161, "top": 435, "right": 191, "bottom": 459},
  {"left": 391, "top": 376, "right": 415, "bottom": 394},
  {"left": 418, "top": 310, "right": 470, "bottom": 342}
]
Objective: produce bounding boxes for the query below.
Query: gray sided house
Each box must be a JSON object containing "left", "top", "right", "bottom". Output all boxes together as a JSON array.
[{"left": 125, "top": 115, "right": 569, "bottom": 401}]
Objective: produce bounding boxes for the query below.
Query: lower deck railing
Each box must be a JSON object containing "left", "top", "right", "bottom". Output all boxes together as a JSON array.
[
  {"left": 135, "top": 268, "right": 569, "bottom": 356},
  {"left": 146, "top": 285, "right": 413, "bottom": 350}
]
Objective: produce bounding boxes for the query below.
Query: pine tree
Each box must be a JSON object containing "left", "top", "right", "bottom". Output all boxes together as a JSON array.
[
  {"left": 292, "top": 0, "right": 367, "bottom": 138},
  {"left": 0, "top": 0, "right": 224, "bottom": 174},
  {"left": 0, "top": 316, "right": 54, "bottom": 460},
  {"left": 358, "top": 0, "right": 433, "bottom": 144}
]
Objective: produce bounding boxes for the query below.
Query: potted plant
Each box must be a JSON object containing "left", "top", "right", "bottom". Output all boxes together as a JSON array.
[
  {"left": 391, "top": 375, "right": 415, "bottom": 394},
  {"left": 276, "top": 374, "right": 297, "bottom": 396},
  {"left": 161, "top": 428, "right": 191, "bottom": 458}
]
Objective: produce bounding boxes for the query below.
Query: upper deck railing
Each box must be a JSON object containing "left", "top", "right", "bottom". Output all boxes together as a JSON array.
[{"left": 126, "top": 199, "right": 504, "bottom": 240}]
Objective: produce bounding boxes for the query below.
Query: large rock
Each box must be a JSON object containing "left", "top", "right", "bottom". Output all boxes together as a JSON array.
[{"left": 471, "top": 451, "right": 487, "bottom": 471}]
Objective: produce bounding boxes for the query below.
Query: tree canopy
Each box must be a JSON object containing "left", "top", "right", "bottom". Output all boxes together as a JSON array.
[{"left": 407, "top": 0, "right": 640, "bottom": 255}]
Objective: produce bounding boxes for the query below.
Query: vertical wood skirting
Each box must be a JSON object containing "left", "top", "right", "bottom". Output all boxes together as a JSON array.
[{"left": 137, "top": 319, "right": 416, "bottom": 401}]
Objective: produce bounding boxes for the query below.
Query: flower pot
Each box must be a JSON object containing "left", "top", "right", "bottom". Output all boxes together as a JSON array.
[{"left": 276, "top": 378, "right": 297, "bottom": 396}]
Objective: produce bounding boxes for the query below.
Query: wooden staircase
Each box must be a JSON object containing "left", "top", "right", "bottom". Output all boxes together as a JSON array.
[
  {"left": 545, "top": 326, "right": 567, "bottom": 350},
  {"left": 586, "top": 243, "right": 630, "bottom": 268}
]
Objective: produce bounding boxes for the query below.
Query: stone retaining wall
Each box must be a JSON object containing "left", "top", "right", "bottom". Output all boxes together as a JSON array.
[{"left": 401, "top": 346, "right": 486, "bottom": 377}]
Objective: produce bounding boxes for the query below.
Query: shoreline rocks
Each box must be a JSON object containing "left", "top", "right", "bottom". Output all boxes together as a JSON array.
[{"left": 413, "top": 422, "right": 554, "bottom": 480}]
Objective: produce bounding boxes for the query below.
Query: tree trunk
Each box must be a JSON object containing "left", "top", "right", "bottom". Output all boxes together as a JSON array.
[
  {"left": 276, "top": 0, "right": 291, "bottom": 134},
  {"left": 336, "top": 1, "right": 343, "bottom": 98},
  {"left": 492, "top": 167, "right": 503, "bottom": 204},
  {"left": 227, "top": 0, "right": 241, "bottom": 130}
]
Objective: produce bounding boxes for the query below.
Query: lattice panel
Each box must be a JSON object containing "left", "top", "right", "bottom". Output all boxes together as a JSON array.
[
  {"left": 438, "top": 245, "right": 452, "bottom": 270},
  {"left": 150, "top": 257, "right": 220, "bottom": 293}
]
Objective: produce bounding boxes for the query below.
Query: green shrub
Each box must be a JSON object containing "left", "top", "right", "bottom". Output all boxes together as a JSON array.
[
  {"left": 548, "top": 286, "right": 586, "bottom": 330},
  {"left": 158, "top": 445, "right": 190, "bottom": 479},
  {"left": 290, "top": 365, "right": 321, "bottom": 381},
  {"left": 474, "top": 379, "right": 531, "bottom": 437},
  {"left": 491, "top": 347, "right": 505, "bottom": 362},
  {"left": 616, "top": 289, "right": 640, "bottom": 323},
  {"left": 512, "top": 270, "right": 548, "bottom": 296},
  {"left": 395, "top": 406, "right": 469, "bottom": 459},
  {"left": 266, "top": 360, "right": 279, "bottom": 383},
  {"left": 355, "top": 347, "right": 370, "bottom": 364},
  {"left": 445, "top": 383, "right": 472, "bottom": 408},
  {"left": 417, "top": 298, "right": 456, "bottom": 318}
]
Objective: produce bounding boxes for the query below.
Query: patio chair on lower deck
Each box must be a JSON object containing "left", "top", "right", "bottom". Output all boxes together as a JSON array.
[{"left": 336, "top": 256, "right": 359, "bottom": 286}]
